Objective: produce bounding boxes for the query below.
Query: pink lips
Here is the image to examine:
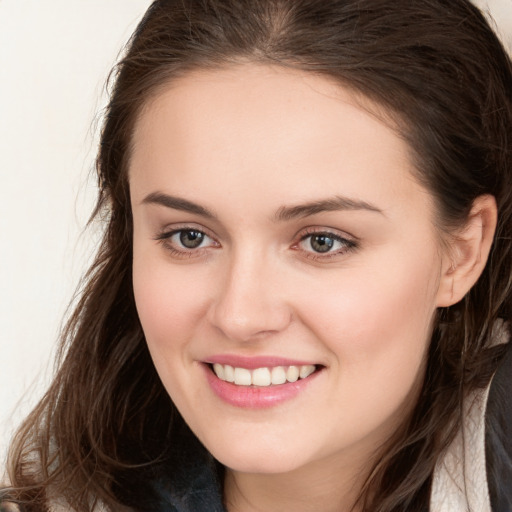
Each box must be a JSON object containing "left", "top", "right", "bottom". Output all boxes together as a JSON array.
[{"left": 202, "top": 355, "right": 322, "bottom": 409}]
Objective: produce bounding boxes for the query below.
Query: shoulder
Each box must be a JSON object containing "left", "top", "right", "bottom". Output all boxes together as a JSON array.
[
  {"left": 0, "top": 501, "right": 135, "bottom": 512},
  {"left": 430, "top": 323, "right": 512, "bottom": 512},
  {"left": 0, "top": 503, "right": 21, "bottom": 512},
  {"left": 485, "top": 335, "right": 512, "bottom": 511}
]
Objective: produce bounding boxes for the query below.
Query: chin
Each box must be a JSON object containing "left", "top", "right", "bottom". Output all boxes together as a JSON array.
[
  {"left": 219, "top": 455, "right": 304, "bottom": 475},
  {"left": 205, "top": 437, "right": 310, "bottom": 475}
]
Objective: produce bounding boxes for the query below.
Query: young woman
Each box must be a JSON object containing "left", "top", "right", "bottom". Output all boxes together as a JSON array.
[{"left": 1, "top": 1, "right": 511, "bottom": 511}]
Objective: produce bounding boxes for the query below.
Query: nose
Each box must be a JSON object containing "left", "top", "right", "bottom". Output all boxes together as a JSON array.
[{"left": 207, "top": 249, "right": 292, "bottom": 342}]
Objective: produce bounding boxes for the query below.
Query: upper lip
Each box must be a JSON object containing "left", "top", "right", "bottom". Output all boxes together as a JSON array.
[{"left": 204, "top": 354, "right": 320, "bottom": 369}]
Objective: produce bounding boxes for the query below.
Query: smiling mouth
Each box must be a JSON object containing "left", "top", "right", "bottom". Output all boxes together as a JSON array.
[{"left": 210, "top": 363, "right": 321, "bottom": 387}]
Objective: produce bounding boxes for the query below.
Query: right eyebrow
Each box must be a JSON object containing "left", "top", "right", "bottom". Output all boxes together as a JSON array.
[
  {"left": 274, "top": 195, "right": 384, "bottom": 222},
  {"left": 141, "top": 192, "right": 217, "bottom": 219}
]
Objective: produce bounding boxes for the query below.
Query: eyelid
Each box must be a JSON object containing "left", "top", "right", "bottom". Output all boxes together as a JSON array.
[
  {"left": 295, "top": 225, "right": 358, "bottom": 244},
  {"left": 153, "top": 223, "right": 358, "bottom": 261},
  {"left": 154, "top": 223, "right": 220, "bottom": 258},
  {"left": 292, "top": 226, "right": 359, "bottom": 259},
  {"left": 154, "top": 222, "right": 218, "bottom": 241}
]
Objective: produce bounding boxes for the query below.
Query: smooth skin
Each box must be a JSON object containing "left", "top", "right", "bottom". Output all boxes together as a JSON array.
[{"left": 130, "top": 64, "right": 496, "bottom": 512}]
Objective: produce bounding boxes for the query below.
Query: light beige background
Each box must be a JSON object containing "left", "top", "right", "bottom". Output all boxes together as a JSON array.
[
  {"left": 0, "top": 0, "right": 152, "bottom": 467},
  {"left": 0, "top": 0, "right": 511, "bottom": 467}
]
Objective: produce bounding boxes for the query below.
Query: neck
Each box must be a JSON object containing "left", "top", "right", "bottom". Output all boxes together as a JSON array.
[{"left": 223, "top": 455, "right": 367, "bottom": 512}]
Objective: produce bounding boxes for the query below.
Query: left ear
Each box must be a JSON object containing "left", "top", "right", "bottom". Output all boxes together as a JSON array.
[{"left": 436, "top": 194, "right": 497, "bottom": 307}]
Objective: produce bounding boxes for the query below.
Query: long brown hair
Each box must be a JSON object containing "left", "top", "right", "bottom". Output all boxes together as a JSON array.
[{"left": 2, "top": 1, "right": 512, "bottom": 510}]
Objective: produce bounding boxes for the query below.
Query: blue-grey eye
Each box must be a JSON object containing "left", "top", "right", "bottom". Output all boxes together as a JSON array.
[
  {"left": 298, "top": 231, "right": 354, "bottom": 256},
  {"left": 309, "top": 234, "right": 335, "bottom": 253},
  {"left": 177, "top": 230, "right": 205, "bottom": 249}
]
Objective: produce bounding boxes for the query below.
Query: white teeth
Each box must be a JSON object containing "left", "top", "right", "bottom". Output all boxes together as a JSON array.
[
  {"left": 224, "top": 364, "right": 235, "bottom": 383},
  {"left": 271, "top": 366, "right": 287, "bottom": 385},
  {"left": 234, "top": 367, "right": 252, "bottom": 386},
  {"left": 212, "top": 363, "right": 318, "bottom": 386},
  {"left": 213, "top": 363, "right": 225, "bottom": 380},
  {"left": 300, "top": 364, "right": 316, "bottom": 379},
  {"left": 286, "top": 365, "right": 299, "bottom": 382},
  {"left": 252, "top": 367, "right": 271, "bottom": 386}
]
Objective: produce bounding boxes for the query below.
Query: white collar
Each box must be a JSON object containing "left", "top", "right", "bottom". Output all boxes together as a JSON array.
[
  {"left": 430, "top": 320, "right": 510, "bottom": 511},
  {"left": 430, "top": 381, "right": 492, "bottom": 511}
]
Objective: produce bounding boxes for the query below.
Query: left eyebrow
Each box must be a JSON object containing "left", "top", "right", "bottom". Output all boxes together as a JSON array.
[
  {"left": 141, "top": 192, "right": 217, "bottom": 219},
  {"left": 274, "top": 196, "right": 384, "bottom": 222}
]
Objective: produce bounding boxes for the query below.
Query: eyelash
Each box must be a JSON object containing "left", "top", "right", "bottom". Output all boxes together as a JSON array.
[
  {"left": 154, "top": 226, "right": 218, "bottom": 259},
  {"left": 294, "top": 228, "right": 358, "bottom": 261},
  {"left": 154, "top": 226, "right": 358, "bottom": 261}
]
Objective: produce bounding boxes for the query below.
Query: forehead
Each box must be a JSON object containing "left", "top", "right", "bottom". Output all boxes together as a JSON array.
[{"left": 129, "top": 64, "right": 433, "bottom": 222}]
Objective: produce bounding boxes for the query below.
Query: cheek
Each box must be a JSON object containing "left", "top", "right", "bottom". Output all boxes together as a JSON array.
[
  {"left": 132, "top": 248, "right": 210, "bottom": 357},
  {"left": 295, "top": 249, "right": 440, "bottom": 417},
  {"left": 132, "top": 253, "right": 216, "bottom": 419},
  {"left": 302, "top": 246, "right": 440, "bottom": 353}
]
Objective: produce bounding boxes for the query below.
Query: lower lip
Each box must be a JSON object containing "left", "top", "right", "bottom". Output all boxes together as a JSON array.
[{"left": 203, "top": 364, "right": 321, "bottom": 409}]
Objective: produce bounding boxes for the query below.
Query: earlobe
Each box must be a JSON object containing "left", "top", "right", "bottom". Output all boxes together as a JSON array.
[{"left": 436, "top": 194, "right": 497, "bottom": 307}]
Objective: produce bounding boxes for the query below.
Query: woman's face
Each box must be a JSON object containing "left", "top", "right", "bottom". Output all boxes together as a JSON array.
[{"left": 130, "top": 65, "right": 448, "bottom": 477}]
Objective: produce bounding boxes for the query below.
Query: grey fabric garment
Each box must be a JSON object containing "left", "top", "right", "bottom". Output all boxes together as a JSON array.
[
  {"left": 485, "top": 337, "right": 512, "bottom": 512},
  {"left": 429, "top": 325, "right": 512, "bottom": 511}
]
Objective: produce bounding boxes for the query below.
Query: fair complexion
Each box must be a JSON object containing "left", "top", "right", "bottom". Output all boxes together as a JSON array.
[{"left": 129, "top": 64, "right": 496, "bottom": 512}]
